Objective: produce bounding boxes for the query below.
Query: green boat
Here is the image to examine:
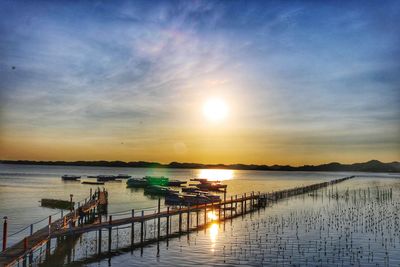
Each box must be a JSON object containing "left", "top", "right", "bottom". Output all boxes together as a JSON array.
[
  {"left": 144, "top": 176, "right": 169, "bottom": 186},
  {"left": 126, "top": 178, "right": 148, "bottom": 188}
]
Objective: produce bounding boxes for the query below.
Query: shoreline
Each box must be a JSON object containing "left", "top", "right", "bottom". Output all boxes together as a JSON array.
[{"left": 1, "top": 159, "right": 399, "bottom": 173}]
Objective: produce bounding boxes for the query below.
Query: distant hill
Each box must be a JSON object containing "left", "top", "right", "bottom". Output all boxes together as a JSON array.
[{"left": 1, "top": 159, "right": 399, "bottom": 173}]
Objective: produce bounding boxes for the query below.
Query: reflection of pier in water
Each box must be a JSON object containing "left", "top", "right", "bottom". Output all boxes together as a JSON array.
[{"left": 1, "top": 176, "right": 354, "bottom": 266}]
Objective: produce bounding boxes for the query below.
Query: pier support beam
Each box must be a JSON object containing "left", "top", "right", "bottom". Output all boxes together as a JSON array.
[
  {"left": 230, "top": 196, "right": 233, "bottom": 220},
  {"left": 166, "top": 207, "right": 170, "bottom": 238},
  {"left": 244, "top": 193, "right": 247, "bottom": 214},
  {"left": 140, "top": 211, "right": 144, "bottom": 245},
  {"left": 196, "top": 203, "right": 199, "bottom": 227},
  {"left": 178, "top": 206, "right": 182, "bottom": 234},
  {"left": 48, "top": 216, "right": 52, "bottom": 236},
  {"left": 218, "top": 201, "right": 221, "bottom": 221},
  {"left": 223, "top": 192, "right": 226, "bottom": 219},
  {"left": 131, "top": 210, "right": 135, "bottom": 246},
  {"left": 241, "top": 196, "right": 244, "bottom": 216},
  {"left": 186, "top": 206, "right": 190, "bottom": 232},
  {"left": 157, "top": 199, "right": 161, "bottom": 241},
  {"left": 235, "top": 195, "right": 238, "bottom": 215},
  {"left": 108, "top": 215, "right": 112, "bottom": 252},
  {"left": 204, "top": 204, "right": 207, "bottom": 226},
  {"left": 2, "top": 216, "right": 7, "bottom": 251}
]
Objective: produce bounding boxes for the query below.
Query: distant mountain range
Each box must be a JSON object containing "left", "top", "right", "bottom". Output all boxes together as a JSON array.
[{"left": 1, "top": 159, "right": 399, "bottom": 173}]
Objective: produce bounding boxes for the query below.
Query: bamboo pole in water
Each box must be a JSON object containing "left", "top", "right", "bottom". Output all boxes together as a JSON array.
[
  {"left": 131, "top": 210, "right": 134, "bottom": 246},
  {"left": 166, "top": 207, "right": 170, "bottom": 238}
]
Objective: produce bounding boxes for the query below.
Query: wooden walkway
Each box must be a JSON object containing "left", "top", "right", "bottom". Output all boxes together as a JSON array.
[
  {"left": 52, "top": 176, "right": 354, "bottom": 244},
  {"left": 0, "top": 176, "right": 354, "bottom": 267},
  {"left": 0, "top": 190, "right": 108, "bottom": 267}
]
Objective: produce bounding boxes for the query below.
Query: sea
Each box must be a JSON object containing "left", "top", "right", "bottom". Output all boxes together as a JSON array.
[{"left": 0, "top": 164, "right": 399, "bottom": 266}]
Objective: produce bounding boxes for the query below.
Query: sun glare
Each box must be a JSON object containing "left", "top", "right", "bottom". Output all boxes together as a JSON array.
[
  {"left": 203, "top": 98, "right": 228, "bottom": 122},
  {"left": 199, "top": 169, "right": 234, "bottom": 181},
  {"left": 207, "top": 211, "right": 218, "bottom": 221}
]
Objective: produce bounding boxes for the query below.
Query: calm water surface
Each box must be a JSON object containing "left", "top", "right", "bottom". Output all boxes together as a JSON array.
[{"left": 0, "top": 164, "right": 399, "bottom": 266}]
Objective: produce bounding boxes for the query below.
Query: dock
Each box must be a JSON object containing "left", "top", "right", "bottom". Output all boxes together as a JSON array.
[
  {"left": 0, "top": 176, "right": 353, "bottom": 267},
  {"left": 0, "top": 189, "right": 108, "bottom": 267}
]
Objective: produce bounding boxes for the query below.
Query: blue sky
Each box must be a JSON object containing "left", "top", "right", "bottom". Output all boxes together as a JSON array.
[{"left": 0, "top": 0, "right": 399, "bottom": 164}]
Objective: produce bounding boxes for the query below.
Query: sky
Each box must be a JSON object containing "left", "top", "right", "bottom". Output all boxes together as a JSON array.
[{"left": 0, "top": 0, "right": 399, "bottom": 165}]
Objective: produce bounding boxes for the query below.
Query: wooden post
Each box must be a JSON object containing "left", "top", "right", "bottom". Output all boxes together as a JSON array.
[
  {"left": 157, "top": 199, "right": 161, "bottom": 241},
  {"left": 211, "top": 202, "right": 214, "bottom": 221},
  {"left": 223, "top": 193, "right": 226, "bottom": 220},
  {"left": 204, "top": 204, "right": 207, "bottom": 226},
  {"left": 235, "top": 195, "right": 238, "bottom": 214},
  {"left": 186, "top": 206, "right": 190, "bottom": 232},
  {"left": 70, "top": 194, "right": 73, "bottom": 212},
  {"left": 230, "top": 196, "right": 233, "bottom": 219},
  {"left": 46, "top": 237, "right": 51, "bottom": 258},
  {"left": 223, "top": 191, "right": 226, "bottom": 219},
  {"left": 166, "top": 207, "right": 170, "bottom": 237},
  {"left": 30, "top": 224, "right": 33, "bottom": 236},
  {"left": 131, "top": 210, "right": 135, "bottom": 245},
  {"left": 90, "top": 188, "right": 92, "bottom": 198},
  {"left": 24, "top": 237, "right": 28, "bottom": 251},
  {"left": 140, "top": 210, "right": 144, "bottom": 245},
  {"left": 244, "top": 193, "right": 246, "bottom": 214},
  {"left": 178, "top": 206, "right": 182, "bottom": 234},
  {"left": 218, "top": 201, "right": 221, "bottom": 221},
  {"left": 251, "top": 192, "right": 253, "bottom": 210},
  {"left": 48, "top": 216, "right": 52, "bottom": 236},
  {"left": 196, "top": 201, "right": 199, "bottom": 227},
  {"left": 2, "top": 216, "right": 7, "bottom": 251},
  {"left": 108, "top": 215, "right": 112, "bottom": 251},
  {"left": 241, "top": 195, "right": 244, "bottom": 215}
]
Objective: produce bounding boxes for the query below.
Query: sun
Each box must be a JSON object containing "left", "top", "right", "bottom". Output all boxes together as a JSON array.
[{"left": 203, "top": 98, "right": 228, "bottom": 122}]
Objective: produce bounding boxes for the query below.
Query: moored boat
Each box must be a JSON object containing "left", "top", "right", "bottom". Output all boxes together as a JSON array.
[
  {"left": 165, "top": 193, "right": 184, "bottom": 205},
  {"left": 62, "top": 175, "right": 81, "bottom": 181},
  {"left": 81, "top": 180, "right": 105, "bottom": 185},
  {"left": 201, "top": 192, "right": 221, "bottom": 202},
  {"left": 144, "top": 176, "right": 169, "bottom": 186},
  {"left": 182, "top": 194, "right": 210, "bottom": 205},
  {"left": 190, "top": 178, "right": 208, "bottom": 183},
  {"left": 165, "top": 191, "right": 221, "bottom": 206},
  {"left": 196, "top": 182, "right": 227, "bottom": 191},
  {"left": 182, "top": 186, "right": 200, "bottom": 193},
  {"left": 97, "top": 175, "right": 117, "bottom": 182},
  {"left": 168, "top": 180, "right": 187, "bottom": 186},
  {"left": 85, "top": 175, "right": 118, "bottom": 181},
  {"left": 190, "top": 178, "right": 227, "bottom": 191},
  {"left": 144, "top": 185, "right": 177, "bottom": 196},
  {"left": 126, "top": 178, "right": 148, "bottom": 188},
  {"left": 117, "top": 174, "right": 132, "bottom": 179}
]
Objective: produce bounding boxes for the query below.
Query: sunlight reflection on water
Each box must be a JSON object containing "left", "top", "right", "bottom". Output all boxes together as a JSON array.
[
  {"left": 197, "top": 169, "right": 234, "bottom": 181},
  {"left": 209, "top": 223, "right": 219, "bottom": 252}
]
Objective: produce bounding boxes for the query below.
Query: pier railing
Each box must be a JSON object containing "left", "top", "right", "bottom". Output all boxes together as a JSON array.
[{"left": 1, "top": 189, "right": 103, "bottom": 249}]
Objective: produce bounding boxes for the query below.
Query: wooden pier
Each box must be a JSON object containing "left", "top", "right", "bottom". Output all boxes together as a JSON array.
[
  {"left": 0, "top": 189, "right": 108, "bottom": 267},
  {"left": 0, "top": 176, "right": 353, "bottom": 267}
]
